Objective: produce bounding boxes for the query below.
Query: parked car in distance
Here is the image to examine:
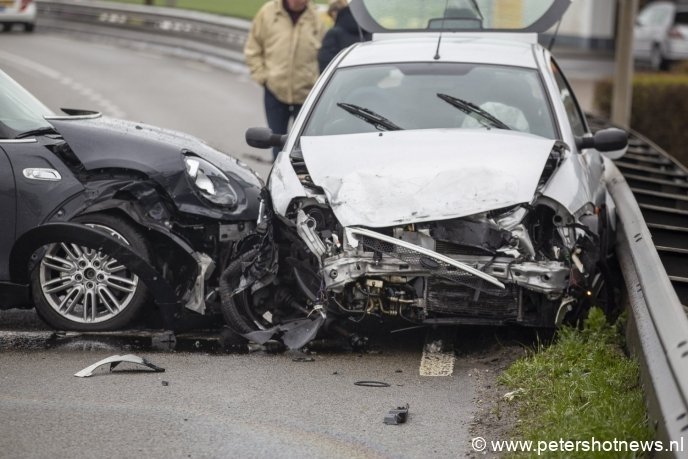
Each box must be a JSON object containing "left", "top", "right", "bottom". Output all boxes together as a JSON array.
[
  {"left": 225, "top": 0, "right": 629, "bottom": 350},
  {"left": 0, "top": 68, "right": 262, "bottom": 331},
  {"left": 0, "top": 0, "right": 36, "bottom": 32},
  {"left": 634, "top": 0, "right": 688, "bottom": 70}
]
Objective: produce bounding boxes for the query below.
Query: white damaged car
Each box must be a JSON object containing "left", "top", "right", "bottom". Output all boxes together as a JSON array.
[{"left": 220, "top": 0, "right": 628, "bottom": 348}]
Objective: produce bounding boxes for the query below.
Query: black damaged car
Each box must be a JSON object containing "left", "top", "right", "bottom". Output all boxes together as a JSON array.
[{"left": 0, "top": 68, "right": 262, "bottom": 331}]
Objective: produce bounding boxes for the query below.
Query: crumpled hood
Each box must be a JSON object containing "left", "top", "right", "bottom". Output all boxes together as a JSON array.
[
  {"left": 48, "top": 116, "right": 261, "bottom": 186},
  {"left": 48, "top": 116, "right": 263, "bottom": 221},
  {"left": 301, "top": 129, "right": 556, "bottom": 228}
]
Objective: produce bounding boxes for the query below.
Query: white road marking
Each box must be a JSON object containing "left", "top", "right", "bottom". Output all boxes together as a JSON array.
[{"left": 0, "top": 49, "right": 127, "bottom": 119}]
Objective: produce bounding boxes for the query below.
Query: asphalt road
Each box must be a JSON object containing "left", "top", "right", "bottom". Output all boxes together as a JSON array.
[
  {"left": 0, "top": 33, "right": 273, "bottom": 178},
  {"left": 0, "top": 30, "right": 531, "bottom": 458},
  {"left": 1, "top": 343, "right": 480, "bottom": 458}
]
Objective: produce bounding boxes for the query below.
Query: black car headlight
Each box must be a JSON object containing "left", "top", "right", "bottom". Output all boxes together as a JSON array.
[{"left": 184, "top": 155, "right": 238, "bottom": 207}]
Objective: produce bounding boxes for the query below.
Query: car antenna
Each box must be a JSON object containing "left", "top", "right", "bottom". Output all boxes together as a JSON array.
[
  {"left": 548, "top": 19, "right": 563, "bottom": 50},
  {"left": 434, "top": 0, "right": 450, "bottom": 60}
]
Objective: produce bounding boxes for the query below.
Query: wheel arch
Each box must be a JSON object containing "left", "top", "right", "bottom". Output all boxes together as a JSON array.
[
  {"left": 73, "top": 203, "right": 201, "bottom": 302},
  {"left": 9, "top": 222, "right": 182, "bottom": 310}
]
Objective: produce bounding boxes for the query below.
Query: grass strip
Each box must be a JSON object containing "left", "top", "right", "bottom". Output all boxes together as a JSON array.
[
  {"left": 499, "top": 308, "right": 652, "bottom": 458},
  {"left": 101, "top": 0, "right": 327, "bottom": 20}
]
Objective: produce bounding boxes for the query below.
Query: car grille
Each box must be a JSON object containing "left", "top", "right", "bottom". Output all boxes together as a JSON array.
[{"left": 426, "top": 278, "right": 519, "bottom": 318}]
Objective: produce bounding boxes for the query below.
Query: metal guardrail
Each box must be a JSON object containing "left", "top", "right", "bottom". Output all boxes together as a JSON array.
[
  {"left": 36, "top": 0, "right": 250, "bottom": 63},
  {"left": 30, "top": 2, "right": 688, "bottom": 454},
  {"left": 593, "top": 117, "right": 688, "bottom": 456}
]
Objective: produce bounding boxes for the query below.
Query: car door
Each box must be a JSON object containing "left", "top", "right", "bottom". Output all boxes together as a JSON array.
[
  {"left": 549, "top": 58, "right": 606, "bottom": 208},
  {"left": 0, "top": 144, "right": 17, "bottom": 281},
  {"left": 635, "top": 2, "right": 674, "bottom": 60}
]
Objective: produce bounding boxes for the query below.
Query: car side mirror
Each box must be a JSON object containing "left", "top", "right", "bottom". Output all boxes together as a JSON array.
[
  {"left": 575, "top": 128, "right": 628, "bottom": 159},
  {"left": 245, "top": 127, "right": 287, "bottom": 149}
]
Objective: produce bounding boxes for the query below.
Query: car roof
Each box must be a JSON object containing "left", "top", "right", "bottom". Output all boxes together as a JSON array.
[{"left": 337, "top": 34, "right": 540, "bottom": 69}]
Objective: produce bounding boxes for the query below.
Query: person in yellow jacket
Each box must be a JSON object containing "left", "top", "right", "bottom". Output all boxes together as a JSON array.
[{"left": 245, "top": 0, "right": 325, "bottom": 159}]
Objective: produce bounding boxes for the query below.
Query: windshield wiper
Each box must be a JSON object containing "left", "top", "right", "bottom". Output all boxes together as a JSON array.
[
  {"left": 337, "top": 102, "right": 402, "bottom": 131},
  {"left": 15, "top": 126, "right": 60, "bottom": 139},
  {"left": 436, "top": 93, "right": 511, "bottom": 131}
]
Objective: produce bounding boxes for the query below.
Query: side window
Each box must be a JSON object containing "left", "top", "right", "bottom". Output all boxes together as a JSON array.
[
  {"left": 550, "top": 59, "right": 587, "bottom": 138},
  {"left": 652, "top": 4, "right": 674, "bottom": 26}
]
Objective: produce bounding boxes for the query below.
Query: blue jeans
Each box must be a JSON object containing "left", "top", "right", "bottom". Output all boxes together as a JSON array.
[{"left": 264, "top": 87, "right": 302, "bottom": 159}]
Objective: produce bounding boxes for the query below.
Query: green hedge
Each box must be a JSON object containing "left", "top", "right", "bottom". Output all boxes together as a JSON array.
[{"left": 595, "top": 73, "right": 688, "bottom": 166}]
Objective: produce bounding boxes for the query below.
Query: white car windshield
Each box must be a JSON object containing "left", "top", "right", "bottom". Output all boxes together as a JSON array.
[
  {"left": 0, "top": 69, "right": 54, "bottom": 139},
  {"left": 303, "top": 62, "right": 556, "bottom": 139}
]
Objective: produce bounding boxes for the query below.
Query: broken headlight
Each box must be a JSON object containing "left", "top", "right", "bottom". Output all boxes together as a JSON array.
[{"left": 184, "top": 155, "right": 238, "bottom": 207}]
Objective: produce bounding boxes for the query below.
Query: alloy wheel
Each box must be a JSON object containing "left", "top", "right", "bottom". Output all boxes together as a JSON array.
[{"left": 38, "top": 224, "right": 139, "bottom": 324}]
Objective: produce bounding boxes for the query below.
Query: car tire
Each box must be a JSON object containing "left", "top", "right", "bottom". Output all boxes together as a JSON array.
[
  {"left": 0, "top": 23, "right": 11, "bottom": 32},
  {"left": 219, "top": 248, "right": 262, "bottom": 335},
  {"left": 24, "top": 23, "right": 34, "bottom": 33},
  {"left": 31, "top": 213, "right": 151, "bottom": 331}
]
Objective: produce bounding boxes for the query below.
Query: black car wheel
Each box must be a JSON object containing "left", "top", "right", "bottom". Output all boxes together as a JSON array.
[
  {"left": 24, "top": 23, "right": 34, "bottom": 33},
  {"left": 31, "top": 213, "right": 151, "bottom": 331}
]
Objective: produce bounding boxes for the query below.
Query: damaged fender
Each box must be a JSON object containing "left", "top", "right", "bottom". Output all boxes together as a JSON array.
[{"left": 10, "top": 223, "right": 190, "bottom": 327}]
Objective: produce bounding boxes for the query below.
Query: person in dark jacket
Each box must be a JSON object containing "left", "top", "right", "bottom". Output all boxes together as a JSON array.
[{"left": 317, "top": 3, "right": 370, "bottom": 72}]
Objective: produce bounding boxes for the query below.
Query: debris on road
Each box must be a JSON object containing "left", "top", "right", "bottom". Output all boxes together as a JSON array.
[
  {"left": 74, "top": 354, "right": 165, "bottom": 378},
  {"left": 384, "top": 404, "right": 410, "bottom": 425},
  {"left": 354, "top": 380, "right": 390, "bottom": 388},
  {"left": 503, "top": 388, "right": 525, "bottom": 402},
  {"left": 292, "top": 356, "right": 316, "bottom": 362},
  {"left": 420, "top": 337, "right": 455, "bottom": 377}
]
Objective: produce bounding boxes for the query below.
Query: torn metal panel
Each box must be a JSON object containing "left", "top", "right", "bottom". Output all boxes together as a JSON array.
[
  {"left": 296, "top": 210, "right": 328, "bottom": 261},
  {"left": 185, "top": 253, "right": 215, "bottom": 315},
  {"left": 268, "top": 150, "right": 309, "bottom": 220},
  {"left": 242, "top": 315, "right": 326, "bottom": 350},
  {"left": 540, "top": 152, "right": 597, "bottom": 217},
  {"left": 300, "top": 130, "right": 556, "bottom": 228},
  {"left": 74, "top": 354, "right": 165, "bottom": 377}
]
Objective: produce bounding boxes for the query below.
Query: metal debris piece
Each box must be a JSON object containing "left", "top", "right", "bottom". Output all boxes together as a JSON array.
[
  {"left": 292, "top": 356, "right": 315, "bottom": 362},
  {"left": 243, "top": 315, "right": 325, "bottom": 350},
  {"left": 162, "top": 380, "right": 169, "bottom": 386},
  {"left": 503, "top": 388, "right": 525, "bottom": 401},
  {"left": 354, "top": 380, "right": 390, "bottom": 388},
  {"left": 74, "top": 354, "right": 165, "bottom": 378},
  {"left": 384, "top": 404, "right": 410, "bottom": 425}
]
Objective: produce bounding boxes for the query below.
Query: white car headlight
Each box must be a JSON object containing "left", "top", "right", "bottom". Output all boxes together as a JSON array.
[{"left": 184, "top": 155, "right": 238, "bottom": 207}]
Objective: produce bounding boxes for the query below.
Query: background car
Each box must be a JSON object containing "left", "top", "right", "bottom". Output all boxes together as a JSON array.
[
  {"left": 634, "top": 0, "right": 688, "bottom": 70},
  {"left": 224, "top": 0, "right": 628, "bottom": 349},
  {"left": 0, "top": 0, "right": 36, "bottom": 32},
  {"left": 0, "top": 68, "right": 262, "bottom": 331}
]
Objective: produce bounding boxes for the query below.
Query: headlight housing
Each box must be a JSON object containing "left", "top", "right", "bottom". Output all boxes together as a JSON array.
[{"left": 184, "top": 154, "right": 238, "bottom": 207}]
